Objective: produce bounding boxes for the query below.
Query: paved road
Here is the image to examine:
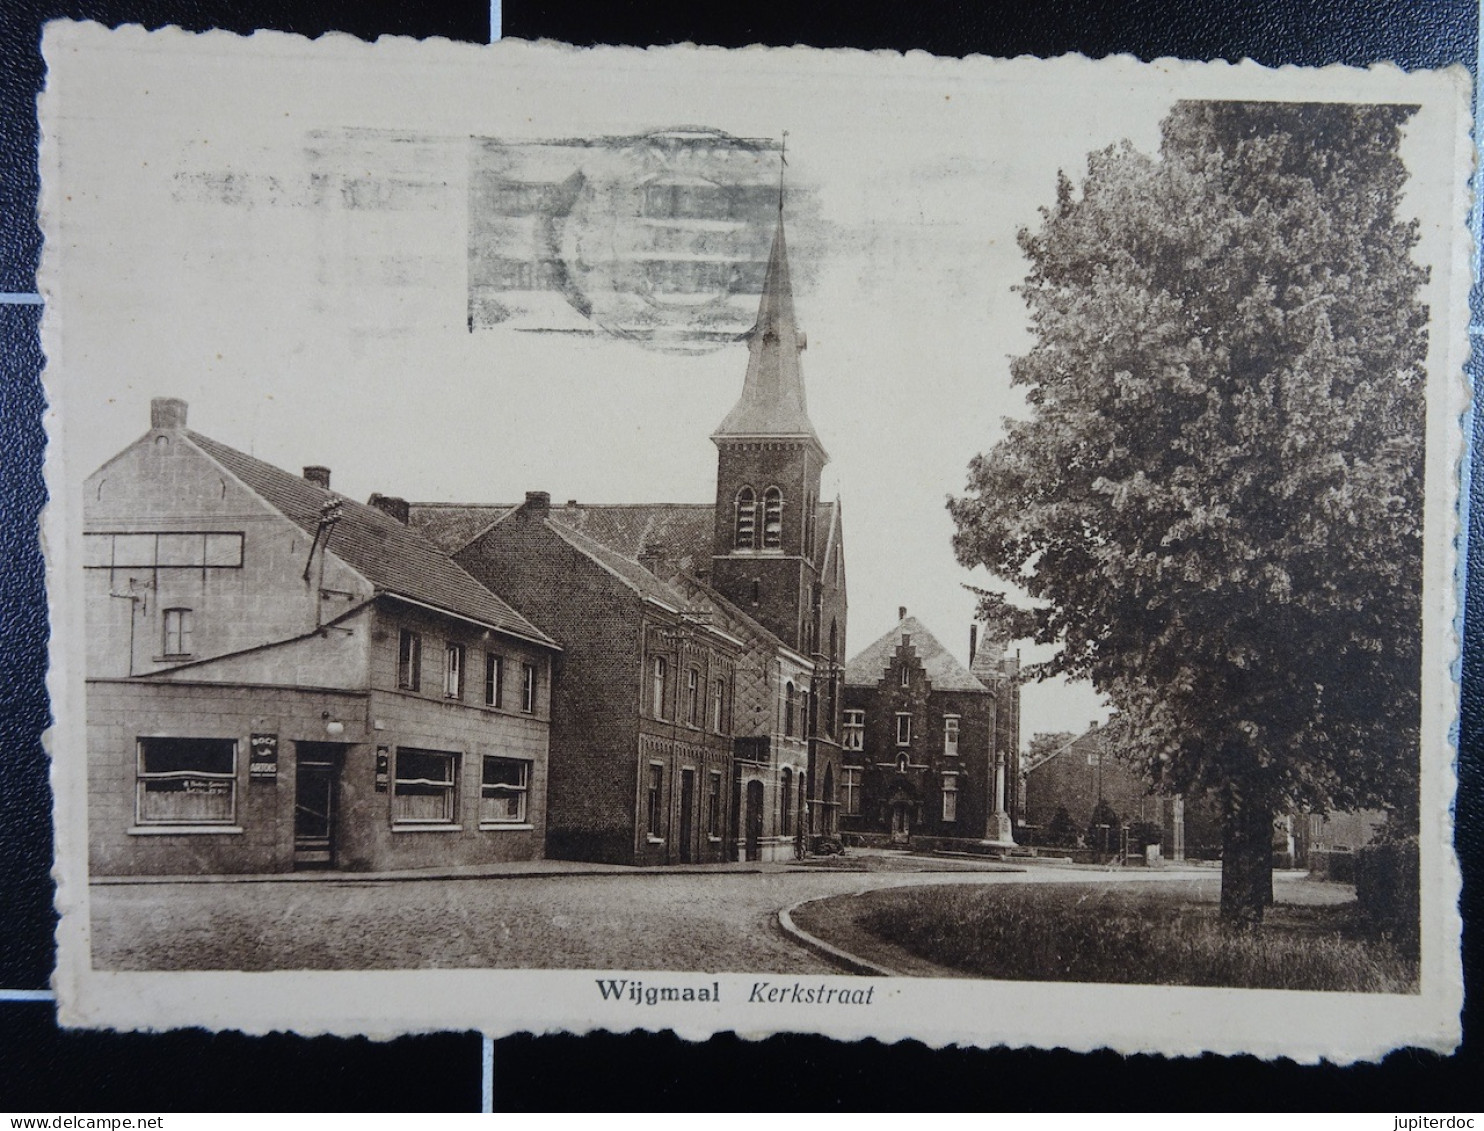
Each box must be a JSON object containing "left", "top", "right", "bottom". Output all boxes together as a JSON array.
[{"left": 90, "top": 859, "right": 1236, "bottom": 973}]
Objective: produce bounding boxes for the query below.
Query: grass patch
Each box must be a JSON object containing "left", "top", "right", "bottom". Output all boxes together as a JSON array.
[{"left": 849, "top": 881, "right": 1417, "bottom": 992}]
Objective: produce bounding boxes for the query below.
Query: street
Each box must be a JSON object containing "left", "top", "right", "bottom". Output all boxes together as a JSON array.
[{"left": 89, "top": 857, "right": 1235, "bottom": 973}]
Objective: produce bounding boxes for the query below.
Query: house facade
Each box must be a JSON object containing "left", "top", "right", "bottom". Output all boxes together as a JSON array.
[
  {"left": 840, "top": 612, "right": 1015, "bottom": 847},
  {"left": 414, "top": 204, "right": 849, "bottom": 863},
  {"left": 85, "top": 399, "right": 558, "bottom": 876}
]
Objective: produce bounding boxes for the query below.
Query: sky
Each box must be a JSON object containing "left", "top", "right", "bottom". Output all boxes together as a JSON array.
[{"left": 45, "top": 29, "right": 1458, "bottom": 747}]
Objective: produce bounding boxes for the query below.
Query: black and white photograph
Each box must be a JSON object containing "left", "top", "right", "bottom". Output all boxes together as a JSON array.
[{"left": 38, "top": 24, "right": 1468, "bottom": 1056}]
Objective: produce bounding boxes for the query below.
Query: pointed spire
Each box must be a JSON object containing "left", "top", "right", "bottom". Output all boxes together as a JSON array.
[{"left": 712, "top": 196, "right": 825, "bottom": 455}]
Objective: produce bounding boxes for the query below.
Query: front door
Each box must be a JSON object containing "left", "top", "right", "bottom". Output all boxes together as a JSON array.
[
  {"left": 294, "top": 743, "right": 341, "bottom": 868},
  {"left": 679, "top": 768, "right": 695, "bottom": 863},
  {"left": 745, "top": 779, "right": 764, "bottom": 861},
  {"left": 890, "top": 802, "right": 912, "bottom": 845}
]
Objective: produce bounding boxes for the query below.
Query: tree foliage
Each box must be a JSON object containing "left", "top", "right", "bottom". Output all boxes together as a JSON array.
[{"left": 950, "top": 102, "right": 1428, "bottom": 918}]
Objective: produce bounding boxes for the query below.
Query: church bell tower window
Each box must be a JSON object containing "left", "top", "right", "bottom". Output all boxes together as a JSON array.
[
  {"left": 735, "top": 487, "right": 757, "bottom": 550},
  {"left": 762, "top": 487, "right": 783, "bottom": 549}
]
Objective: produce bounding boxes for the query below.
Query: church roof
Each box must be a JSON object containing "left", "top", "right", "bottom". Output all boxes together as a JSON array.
[
  {"left": 844, "top": 614, "right": 987, "bottom": 693},
  {"left": 185, "top": 432, "right": 555, "bottom": 647},
  {"left": 711, "top": 209, "right": 824, "bottom": 452}
]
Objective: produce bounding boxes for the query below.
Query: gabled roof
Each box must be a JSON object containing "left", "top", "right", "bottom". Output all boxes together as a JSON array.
[
  {"left": 406, "top": 503, "right": 516, "bottom": 555},
  {"left": 844, "top": 614, "right": 986, "bottom": 693},
  {"left": 408, "top": 498, "right": 839, "bottom": 572},
  {"left": 712, "top": 208, "right": 824, "bottom": 452},
  {"left": 553, "top": 503, "right": 714, "bottom": 573},
  {"left": 539, "top": 515, "right": 694, "bottom": 609},
  {"left": 185, "top": 432, "right": 555, "bottom": 647}
]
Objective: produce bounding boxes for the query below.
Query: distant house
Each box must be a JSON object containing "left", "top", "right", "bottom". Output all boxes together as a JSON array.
[
  {"left": 840, "top": 611, "right": 1018, "bottom": 846},
  {"left": 1020, "top": 719, "right": 1221, "bottom": 860},
  {"left": 85, "top": 398, "right": 558, "bottom": 875}
]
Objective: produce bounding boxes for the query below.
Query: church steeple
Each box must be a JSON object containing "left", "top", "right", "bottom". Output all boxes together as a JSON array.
[{"left": 712, "top": 206, "right": 826, "bottom": 459}]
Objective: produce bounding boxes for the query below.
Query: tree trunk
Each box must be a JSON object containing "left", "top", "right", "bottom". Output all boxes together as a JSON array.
[{"left": 1220, "top": 794, "right": 1273, "bottom": 927}]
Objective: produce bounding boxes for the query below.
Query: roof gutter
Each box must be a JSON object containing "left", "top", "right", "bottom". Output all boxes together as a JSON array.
[{"left": 379, "top": 591, "right": 561, "bottom": 652}]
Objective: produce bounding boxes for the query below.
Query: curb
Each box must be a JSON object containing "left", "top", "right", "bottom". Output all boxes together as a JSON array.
[
  {"left": 91, "top": 865, "right": 771, "bottom": 886},
  {"left": 776, "top": 895, "right": 897, "bottom": 977}
]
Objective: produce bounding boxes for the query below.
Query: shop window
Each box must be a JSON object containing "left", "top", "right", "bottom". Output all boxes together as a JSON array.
[
  {"left": 393, "top": 748, "right": 458, "bottom": 825},
  {"left": 135, "top": 737, "right": 236, "bottom": 826},
  {"left": 481, "top": 757, "right": 529, "bottom": 825}
]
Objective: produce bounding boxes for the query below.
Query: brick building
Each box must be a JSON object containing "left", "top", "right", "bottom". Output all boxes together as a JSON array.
[
  {"left": 840, "top": 612, "right": 1017, "bottom": 847},
  {"left": 412, "top": 204, "right": 848, "bottom": 863},
  {"left": 1020, "top": 720, "right": 1222, "bottom": 860},
  {"left": 85, "top": 399, "right": 558, "bottom": 875}
]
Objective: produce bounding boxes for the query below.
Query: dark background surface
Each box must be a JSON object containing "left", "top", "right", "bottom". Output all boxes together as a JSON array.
[{"left": 0, "top": 0, "right": 1478, "bottom": 1111}]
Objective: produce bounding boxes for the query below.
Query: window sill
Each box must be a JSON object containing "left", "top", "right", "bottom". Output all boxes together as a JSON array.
[
  {"left": 479, "top": 822, "right": 534, "bottom": 832},
  {"left": 128, "top": 825, "right": 243, "bottom": 836},
  {"left": 392, "top": 824, "right": 464, "bottom": 833},
  {"left": 152, "top": 655, "right": 194, "bottom": 663}
]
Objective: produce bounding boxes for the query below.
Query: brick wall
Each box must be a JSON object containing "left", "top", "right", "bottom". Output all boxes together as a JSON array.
[
  {"left": 456, "top": 513, "right": 645, "bottom": 864},
  {"left": 840, "top": 642, "right": 994, "bottom": 842}
]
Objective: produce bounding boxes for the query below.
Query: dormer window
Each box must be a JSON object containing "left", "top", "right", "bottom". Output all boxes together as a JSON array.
[
  {"left": 762, "top": 487, "right": 783, "bottom": 549},
  {"left": 735, "top": 487, "right": 757, "bottom": 549}
]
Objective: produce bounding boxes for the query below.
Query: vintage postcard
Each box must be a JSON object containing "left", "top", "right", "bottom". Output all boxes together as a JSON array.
[{"left": 39, "top": 23, "right": 1469, "bottom": 1056}]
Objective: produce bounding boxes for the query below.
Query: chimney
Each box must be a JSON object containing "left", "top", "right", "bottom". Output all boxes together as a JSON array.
[
  {"left": 969, "top": 624, "right": 978, "bottom": 664},
  {"left": 523, "top": 490, "right": 551, "bottom": 518},
  {"left": 898, "top": 606, "right": 907, "bottom": 621},
  {"left": 303, "top": 466, "right": 331, "bottom": 489},
  {"left": 150, "top": 397, "right": 188, "bottom": 430},
  {"left": 368, "top": 493, "right": 409, "bottom": 525}
]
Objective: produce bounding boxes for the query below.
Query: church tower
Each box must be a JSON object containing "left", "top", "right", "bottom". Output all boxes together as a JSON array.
[{"left": 710, "top": 203, "right": 827, "bottom": 657}]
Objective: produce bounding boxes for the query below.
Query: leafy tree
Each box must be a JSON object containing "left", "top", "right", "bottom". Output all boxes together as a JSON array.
[
  {"left": 1087, "top": 798, "right": 1122, "bottom": 860},
  {"left": 950, "top": 102, "right": 1427, "bottom": 925},
  {"left": 1027, "top": 731, "right": 1076, "bottom": 765},
  {"left": 1045, "top": 805, "right": 1078, "bottom": 847}
]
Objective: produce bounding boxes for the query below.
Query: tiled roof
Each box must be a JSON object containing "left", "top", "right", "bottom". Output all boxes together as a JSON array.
[
  {"left": 404, "top": 498, "right": 839, "bottom": 580},
  {"left": 185, "top": 433, "right": 554, "bottom": 647},
  {"left": 540, "top": 516, "right": 694, "bottom": 609},
  {"left": 552, "top": 503, "right": 715, "bottom": 573},
  {"left": 844, "top": 614, "right": 987, "bottom": 693},
  {"left": 406, "top": 503, "right": 516, "bottom": 554}
]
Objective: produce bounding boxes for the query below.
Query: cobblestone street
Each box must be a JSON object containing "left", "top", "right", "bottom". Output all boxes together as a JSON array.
[{"left": 89, "top": 858, "right": 1230, "bottom": 973}]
